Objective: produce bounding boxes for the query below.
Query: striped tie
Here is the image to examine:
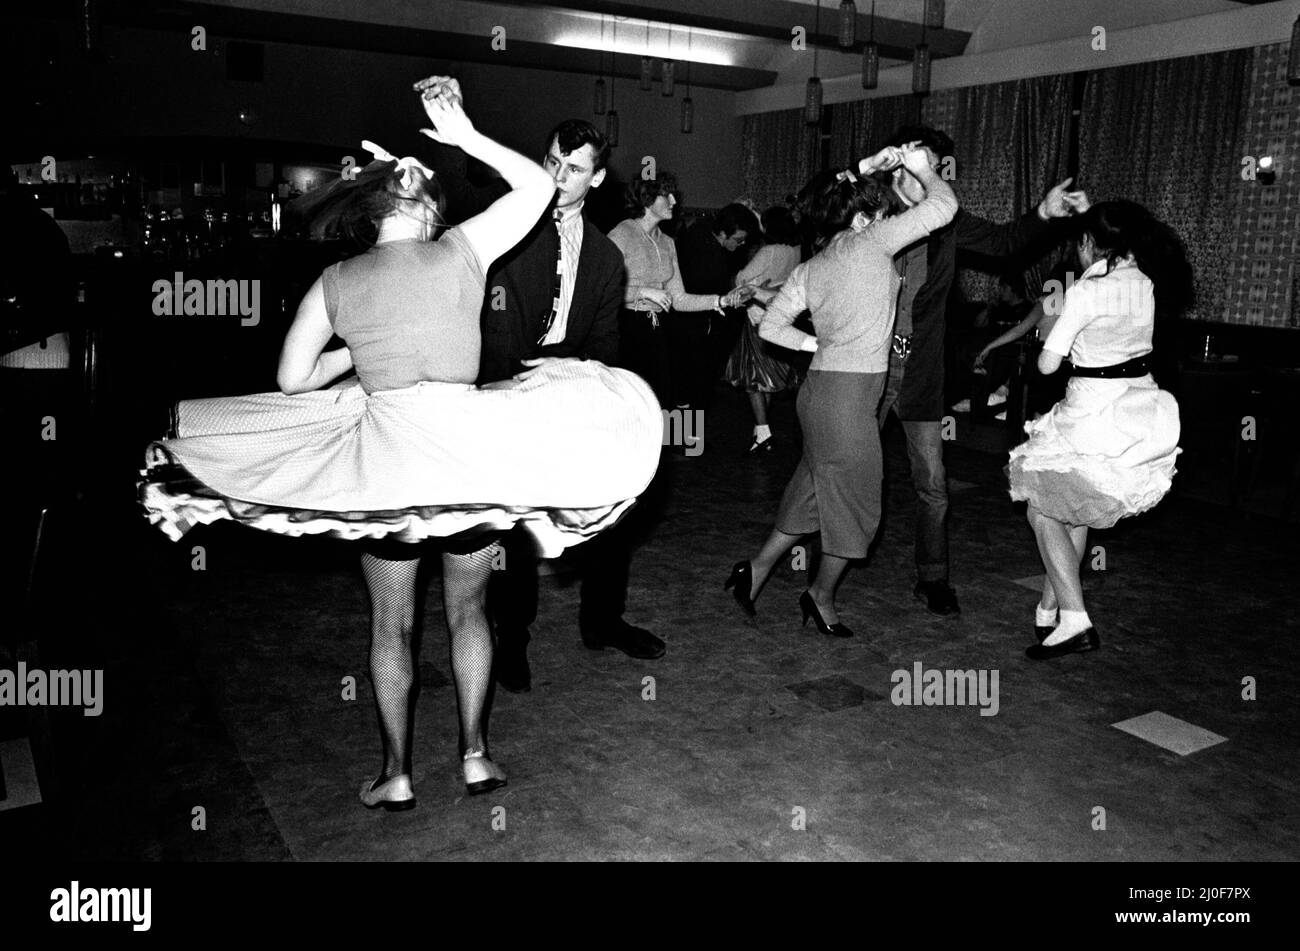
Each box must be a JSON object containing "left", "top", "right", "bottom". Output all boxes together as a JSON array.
[{"left": 538, "top": 209, "right": 564, "bottom": 346}]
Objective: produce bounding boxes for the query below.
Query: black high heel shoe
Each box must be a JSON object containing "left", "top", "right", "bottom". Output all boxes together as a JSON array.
[
  {"left": 799, "top": 591, "right": 853, "bottom": 638},
  {"left": 1025, "top": 627, "right": 1100, "bottom": 660},
  {"left": 724, "top": 561, "right": 757, "bottom": 617}
]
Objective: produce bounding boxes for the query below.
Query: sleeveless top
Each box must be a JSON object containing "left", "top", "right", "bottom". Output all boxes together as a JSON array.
[{"left": 322, "top": 228, "right": 485, "bottom": 394}]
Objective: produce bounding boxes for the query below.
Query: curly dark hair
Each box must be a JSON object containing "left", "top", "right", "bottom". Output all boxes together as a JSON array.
[
  {"left": 1079, "top": 200, "right": 1194, "bottom": 318},
  {"left": 760, "top": 206, "right": 799, "bottom": 246},
  {"left": 626, "top": 171, "right": 679, "bottom": 216},
  {"left": 292, "top": 159, "right": 445, "bottom": 249},
  {"left": 800, "top": 169, "right": 893, "bottom": 249},
  {"left": 713, "top": 203, "right": 759, "bottom": 240}
]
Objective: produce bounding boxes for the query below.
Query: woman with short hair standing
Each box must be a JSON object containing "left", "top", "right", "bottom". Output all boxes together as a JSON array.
[{"left": 607, "top": 174, "right": 746, "bottom": 407}]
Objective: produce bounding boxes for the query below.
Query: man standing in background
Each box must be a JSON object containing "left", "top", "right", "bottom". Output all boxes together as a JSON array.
[{"left": 478, "top": 120, "right": 666, "bottom": 695}]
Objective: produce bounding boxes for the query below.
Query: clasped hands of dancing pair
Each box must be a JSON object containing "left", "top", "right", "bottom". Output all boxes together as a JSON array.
[{"left": 141, "top": 75, "right": 1183, "bottom": 810}]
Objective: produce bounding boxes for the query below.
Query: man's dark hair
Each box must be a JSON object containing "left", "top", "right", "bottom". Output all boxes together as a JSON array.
[
  {"left": 760, "top": 206, "right": 799, "bottom": 246},
  {"left": 713, "top": 203, "right": 759, "bottom": 240},
  {"left": 868, "top": 170, "right": 908, "bottom": 215},
  {"left": 547, "top": 120, "right": 611, "bottom": 172},
  {"left": 883, "top": 124, "right": 955, "bottom": 160}
]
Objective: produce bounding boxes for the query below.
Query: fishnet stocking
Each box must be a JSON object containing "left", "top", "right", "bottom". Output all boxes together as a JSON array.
[
  {"left": 442, "top": 542, "right": 499, "bottom": 757},
  {"left": 360, "top": 550, "right": 420, "bottom": 782},
  {"left": 359, "top": 540, "right": 501, "bottom": 784}
]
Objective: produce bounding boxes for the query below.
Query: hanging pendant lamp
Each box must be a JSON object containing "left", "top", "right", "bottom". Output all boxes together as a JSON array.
[
  {"left": 806, "top": 0, "right": 823, "bottom": 124},
  {"left": 862, "top": 0, "right": 879, "bottom": 89},
  {"left": 838, "top": 1, "right": 856, "bottom": 48},
  {"left": 681, "top": 29, "right": 694, "bottom": 133}
]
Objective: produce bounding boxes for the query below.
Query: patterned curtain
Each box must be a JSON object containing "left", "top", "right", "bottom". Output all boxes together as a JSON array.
[
  {"left": 922, "top": 76, "right": 1074, "bottom": 301},
  {"left": 740, "top": 108, "right": 821, "bottom": 210},
  {"left": 1220, "top": 42, "right": 1300, "bottom": 328},
  {"left": 1077, "top": 50, "right": 1254, "bottom": 321},
  {"left": 827, "top": 94, "right": 921, "bottom": 170}
]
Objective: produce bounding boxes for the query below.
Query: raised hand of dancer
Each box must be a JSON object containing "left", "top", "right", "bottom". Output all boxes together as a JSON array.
[
  {"left": 414, "top": 74, "right": 461, "bottom": 99},
  {"left": 1038, "top": 178, "right": 1090, "bottom": 220},
  {"left": 900, "top": 143, "right": 939, "bottom": 178},
  {"left": 415, "top": 76, "right": 475, "bottom": 148},
  {"left": 411, "top": 76, "right": 554, "bottom": 268},
  {"left": 858, "top": 142, "right": 914, "bottom": 176}
]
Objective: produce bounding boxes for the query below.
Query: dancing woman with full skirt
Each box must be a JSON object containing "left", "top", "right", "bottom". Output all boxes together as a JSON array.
[
  {"left": 140, "top": 78, "right": 662, "bottom": 807},
  {"left": 1007, "top": 200, "right": 1190, "bottom": 659}
]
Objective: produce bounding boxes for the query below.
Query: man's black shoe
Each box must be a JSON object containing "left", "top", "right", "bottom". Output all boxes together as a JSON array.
[
  {"left": 914, "top": 580, "right": 960, "bottom": 617},
  {"left": 580, "top": 620, "right": 666, "bottom": 659},
  {"left": 493, "top": 631, "right": 532, "bottom": 693}
]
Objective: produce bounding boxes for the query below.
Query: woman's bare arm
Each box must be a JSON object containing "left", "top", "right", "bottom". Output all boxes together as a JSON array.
[
  {"left": 277, "top": 278, "right": 354, "bottom": 394},
  {"left": 414, "top": 77, "right": 554, "bottom": 269}
]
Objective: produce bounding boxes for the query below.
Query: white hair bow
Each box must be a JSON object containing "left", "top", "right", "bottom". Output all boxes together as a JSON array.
[{"left": 361, "top": 140, "right": 434, "bottom": 192}]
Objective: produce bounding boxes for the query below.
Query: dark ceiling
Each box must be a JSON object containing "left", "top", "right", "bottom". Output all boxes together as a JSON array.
[{"left": 48, "top": 0, "right": 974, "bottom": 91}]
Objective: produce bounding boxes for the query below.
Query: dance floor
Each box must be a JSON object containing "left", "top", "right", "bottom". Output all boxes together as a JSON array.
[{"left": 4, "top": 386, "right": 1297, "bottom": 861}]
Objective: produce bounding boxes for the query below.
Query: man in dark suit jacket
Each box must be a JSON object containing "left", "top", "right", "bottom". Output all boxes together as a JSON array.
[
  {"left": 479, "top": 120, "right": 666, "bottom": 693},
  {"left": 671, "top": 203, "right": 756, "bottom": 414},
  {"left": 872, "top": 124, "right": 1088, "bottom": 617}
]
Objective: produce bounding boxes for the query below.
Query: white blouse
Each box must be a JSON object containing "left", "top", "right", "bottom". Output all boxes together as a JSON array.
[{"left": 1043, "top": 258, "right": 1156, "bottom": 368}]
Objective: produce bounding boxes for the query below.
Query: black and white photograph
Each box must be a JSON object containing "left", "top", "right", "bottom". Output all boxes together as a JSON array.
[{"left": 2, "top": 0, "right": 1297, "bottom": 921}]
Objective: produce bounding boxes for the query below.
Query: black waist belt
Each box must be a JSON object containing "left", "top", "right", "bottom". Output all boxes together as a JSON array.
[{"left": 1070, "top": 356, "right": 1151, "bottom": 378}]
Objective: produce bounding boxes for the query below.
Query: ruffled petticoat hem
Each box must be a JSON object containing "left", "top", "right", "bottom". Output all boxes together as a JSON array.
[
  {"left": 139, "top": 461, "right": 634, "bottom": 558},
  {"left": 1006, "top": 453, "right": 1177, "bottom": 529}
]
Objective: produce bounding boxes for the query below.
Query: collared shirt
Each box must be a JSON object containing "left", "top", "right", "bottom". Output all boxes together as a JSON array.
[
  {"left": 544, "top": 200, "right": 585, "bottom": 345},
  {"left": 1044, "top": 257, "right": 1155, "bottom": 367}
]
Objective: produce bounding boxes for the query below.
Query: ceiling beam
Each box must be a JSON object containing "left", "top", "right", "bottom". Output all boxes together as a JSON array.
[
  {"left": 484, "top": 0, "right": 971, "bottom": 60},
  {"left": 80, "top": 1, "right": 778, "bottom": 90}
]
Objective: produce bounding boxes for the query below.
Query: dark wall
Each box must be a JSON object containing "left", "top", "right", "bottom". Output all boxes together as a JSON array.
[{"left": 10, "top": 18, "right": 745, "bottom": 209}]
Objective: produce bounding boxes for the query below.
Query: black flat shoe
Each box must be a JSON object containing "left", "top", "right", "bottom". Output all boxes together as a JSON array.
[
  {"left": 581, "top": 620, "right": 666, "bottom": 659},
  {"left": 1034, "top": 625, "right": 1054, "bottom": 643},
  {"left": 747, "top": 435, "right": 774, "bottom": 453},
  {"left": 799, "top": 591, "right": 853, "bottom": 638},
  {"left": 914, "top": 580, "right": 960, "bottom": 617},
  {"left": 1025, "top": 627, "right": 1100, "bottom": 660},
  {"left": 724, "top": 560, "right": 757, "bottom": 617}
]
